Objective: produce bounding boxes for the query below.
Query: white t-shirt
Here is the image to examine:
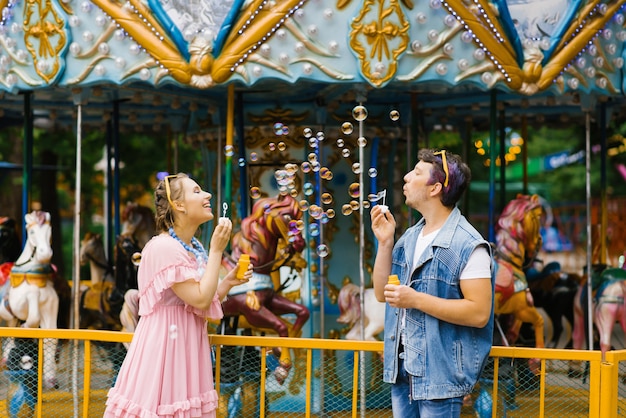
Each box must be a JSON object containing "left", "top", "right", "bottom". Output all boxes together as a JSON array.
[{"left": 411, "top": 228, "right": 491, "bottom": 280}]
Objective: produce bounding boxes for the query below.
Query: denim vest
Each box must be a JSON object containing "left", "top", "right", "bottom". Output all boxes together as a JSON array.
[{"left": 382, "top": 207, "right": 495, "bottom": 400}]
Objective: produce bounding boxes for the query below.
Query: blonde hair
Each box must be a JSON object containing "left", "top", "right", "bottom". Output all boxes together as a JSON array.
[{"left": 154, "top": 173, "right": 188, "bottom": 233}]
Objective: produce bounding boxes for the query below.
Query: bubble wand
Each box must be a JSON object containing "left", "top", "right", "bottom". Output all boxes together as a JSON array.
[{"left": 372, "top": 189, "right": 388, "bottom": 213}]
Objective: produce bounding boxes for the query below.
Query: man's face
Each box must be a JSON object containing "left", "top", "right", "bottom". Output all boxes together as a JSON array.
[{"left": 403, "top": 160, "right": 434, "bottom": 209}]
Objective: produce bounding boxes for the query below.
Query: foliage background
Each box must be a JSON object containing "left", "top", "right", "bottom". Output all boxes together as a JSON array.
[{"left": 2, "top": 117, "right": 626, "bottom": 278}]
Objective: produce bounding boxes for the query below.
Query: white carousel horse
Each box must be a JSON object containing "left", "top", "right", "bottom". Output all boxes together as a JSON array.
[
  {"left": 336, "top": 282, "right": 385, "bottom": 341},
  {"left": 0, "top": 210, "right": 59, "bottom": 389}
]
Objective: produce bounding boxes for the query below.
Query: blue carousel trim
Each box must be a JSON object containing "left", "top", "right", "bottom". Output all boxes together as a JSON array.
[
  {"left": 10, "top": 263, "right": 53, "bottom": 275},
  {"left": 147, "top": 0, "right": 190, "bottom": 61},
  {"left": 542, "top": 0, "right": 583, "bottom": 66},
  {"left": 494, "top": 0, "right": 524, "bottom": 68},
  {"left": 227, "top": 272, "right": 273, "bottom": 296},
  {"left": 213, "top": 0, "right": 246, "bottom": 57}
]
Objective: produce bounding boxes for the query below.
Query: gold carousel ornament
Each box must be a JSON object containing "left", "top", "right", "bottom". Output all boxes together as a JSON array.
[
  {"left": 23, "top": 0, "right": 67, "bottom": 83},
  {"left": 440, "top": 0, "right": 626, "bottom": 94}
]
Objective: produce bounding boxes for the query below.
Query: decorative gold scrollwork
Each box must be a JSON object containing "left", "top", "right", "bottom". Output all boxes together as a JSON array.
[
  {"left": 349, "top": 0, "right": 410, "bottom": 87},
  {"left": 23, "top": 0, "right": 66, "bottom": 84}
]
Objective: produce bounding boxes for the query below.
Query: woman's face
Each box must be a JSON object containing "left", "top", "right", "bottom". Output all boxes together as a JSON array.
[{"left": 179, "top": 177, "right": 213, "bottom": 223}]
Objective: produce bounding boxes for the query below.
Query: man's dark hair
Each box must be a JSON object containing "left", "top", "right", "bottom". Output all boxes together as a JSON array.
[{"left": 418, "top": 148, "right": 471, "bottom": 208}]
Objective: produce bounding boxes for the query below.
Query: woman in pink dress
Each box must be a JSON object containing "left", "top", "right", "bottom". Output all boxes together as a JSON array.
[{"left": 104, "top": 173, "right": 251, "bottom": 418}]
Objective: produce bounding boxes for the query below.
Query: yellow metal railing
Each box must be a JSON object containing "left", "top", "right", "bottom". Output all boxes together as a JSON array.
[{"left": 0, "top": 327, "right": 624, "bottom": 417}]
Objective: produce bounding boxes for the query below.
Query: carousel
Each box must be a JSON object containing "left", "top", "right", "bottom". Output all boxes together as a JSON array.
[{"left": 1, "top": 0, "right": 626, "bottom": 416}]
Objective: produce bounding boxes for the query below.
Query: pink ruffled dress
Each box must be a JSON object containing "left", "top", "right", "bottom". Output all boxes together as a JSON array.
[{"left": 104, "top": 234, "right": 223, "bottom": 418}]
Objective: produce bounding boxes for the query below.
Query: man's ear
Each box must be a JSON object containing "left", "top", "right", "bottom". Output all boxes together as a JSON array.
[{"left": 429, "top": 182, "right": 442, "bottom": 197}]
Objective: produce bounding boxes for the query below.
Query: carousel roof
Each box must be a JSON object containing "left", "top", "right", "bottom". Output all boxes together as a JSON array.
[{"left": 1, "top": 0, "right": 625, "bottom": 130}]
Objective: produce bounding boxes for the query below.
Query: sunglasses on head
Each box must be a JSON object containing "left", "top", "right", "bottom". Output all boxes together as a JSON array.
[
  {"left": 433, "top": 150, "right": 449, "bottom": 187},
  {"left": 164, "top": 175, "right": 178, "bottom": 206}
]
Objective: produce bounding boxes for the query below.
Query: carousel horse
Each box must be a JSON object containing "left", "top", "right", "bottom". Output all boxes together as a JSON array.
[
  {"left": 221, "top": 194, "right": 310, "bottom": 384},
  {"left": 336, "top": 282, "right": 385, "bottom": 341},
  {"left": 0, "top": 217, "right": 21, "bottom": 326},
  {"left": 526, "top": 260, "right": 583, "bottom": 348},
  {"left": 0, "top": 217, "right": 21, "bottom": 265},
  {"left": 109, "top": 203, "right": 156, "bottom": 317},
  {"left": 79, "top": 232, "right": 118, "bottom": 330},
  {"left": 573, "top": 265, "right": 626, "bottom": 359},
  {"left": 79, "top": 232, "right": 127, "bottom": 375},
  {"left": 493, "top": 194, "right": 546, "bottom": 354},
  {"left": 0, "top": 210, "right": 59, "bottom": 389}
]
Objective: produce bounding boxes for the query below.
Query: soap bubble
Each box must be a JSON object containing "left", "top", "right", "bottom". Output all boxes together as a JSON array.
[
  {"left": 277, "top": 141, "right": 287, "bottom": 151},
  {"left": 362, "top": 201, "right": 370, "bottom": 209},
  {"left": 341, "top": 122, "right": 353, "bottom": 135},
  {"left": 316, "top": 244, "right": 329, "bottom": 258},
  {"left": 336, "top": 138, "right": 344, "bottom": 147},
  {"left": 295, "top": 220, "right": 305, "bottom": 231},
  {"left": 357, "top": 136, "right": 367, "bottom": 147},
  {"left": 326, "top": 208, "right": 336, "bottom": 218},
  {"left": 342, "top": 148, "right": 351, "bottom": 158},
  {"left": 309, "top": 137, "right": 318, "bottom": 148},
  {"left": 316, "top": 131, "right": 325, "bottom": 141},
  {"left": 303, "top": 127, "right": 313, "bottom": 138},
  {"left": 224, "top": 145, "right": 234, "bottom": 157},
  {"left": 299, "top": 200, "right": 309, "bottom": 211},
  {"left": 348, "top": 183, "right": 360, "bottom": 198},
  {"left": 301, "top": 161, "right": 312, "bottom": 173},
  {"left": 368, "top": 168, "right": 378, "bottom": 177},
  {"left": 321, "top": 192, "right": 333, "bottom": 204},
  {"left": 303, "top": 182, "right": 314, "bottom": 196},
  {"left": 320, "top": 167, "right": 333, "bottom": 180},
  {"left": 273, "top": 122, "right": 284, "bottom": 135},
  {"left": 250, "top": 152, "right": 258, "bottom": 161},
  {"left": 309, "top": 205, "right": 323, "bottom": 219},
  {"left": 309, "top": 223, "right": 320, "bottom": 237},
  {"left": 268, "top": 142, "right": 276, "bottom": 151},
  {"left": 238, "top": 158, "right": 246, "bottom": 167},
  {"left": 350, "top": 200, "right": 360, "bottom": 210},
  {"left": 352, "top": 105, "right": 368, "bottom": 121},
  {"left": 352, "top": 162, "right": 361, "bottom": 174},
  {"left": 308, "top": 152, "right": 317, "bottom": 162},
  {"left": 341, "top": 204, "right": 353, "bottom": 216},
  {"left": 390, "top": 110, "right": 400, "bottom": 121},
  {"left": 249, "top": 187, "right": 261, "bottom": 199}
]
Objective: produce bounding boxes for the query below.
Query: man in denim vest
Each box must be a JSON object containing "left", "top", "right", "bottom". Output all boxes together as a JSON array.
[{"left": 371, "top": 149, "right": 494, "bottom": 417}]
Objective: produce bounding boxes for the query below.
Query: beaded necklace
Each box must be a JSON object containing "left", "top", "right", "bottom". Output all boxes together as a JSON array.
[{"left": 169, "top": 227, "right": 208, "bottom": 266}]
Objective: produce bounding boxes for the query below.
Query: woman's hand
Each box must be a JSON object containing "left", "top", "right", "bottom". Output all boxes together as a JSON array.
[
  {"left": 210, "top": 217, "right": 232, "bottom": 253},
  {"left": 217, "top": 262, "right": 253, "bottom": 301},
  {"left": 224, "top": 262, "right": 253, "bottom": 286}
]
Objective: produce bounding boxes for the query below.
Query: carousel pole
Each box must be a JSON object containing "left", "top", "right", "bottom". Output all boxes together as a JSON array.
[
  {"left": 585, "top": 109, "right": 594, "bottom": 352},
  {"left": 22, "top": 91, "right": 33, "bottom": 240},
  {"left": 357, "top": 100, "right": 366, "bottom": 418},
  {"left": 72, "top": 92, "right": 84, "bottom": 418},
  {"left": 224, "top": 85, "right": 235, "bottom": 219},
  {"left": 112, "top": 100, "right": 121, "bottom": 240},
  {"left": 488, "top": 90, "right": 497, "bottom": 242},
  {"left": 105, "top": 119, "right": 113, "bottom": 263},
  {"left": 521, "top": 115, "right": 529, "bottom": 195},
  {"left": 236, "top": 92, "right": 248, "bottom": 217},
  {"left": 599, "top": 101, "right": 607, "bottom": 266},
  {"left": 498, "top": 104, "right": 506, "bottom": 208}
]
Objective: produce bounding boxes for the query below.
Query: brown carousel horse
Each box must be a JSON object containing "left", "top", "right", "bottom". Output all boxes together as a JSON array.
[
  {"left": 0, "top": 217, "right": 21, "bottom": 265},
  {"left": 494, "top": 194, "right": 546, "bottom": 356},
  {"left": 221, "top": 194, "right": 310, "bottom": 383},
  {"left": 108, "top": 203, "right": 156, "bottom": 324},
  {"left": 79, "top": 232, "right": 119, "bottom": 330}
]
